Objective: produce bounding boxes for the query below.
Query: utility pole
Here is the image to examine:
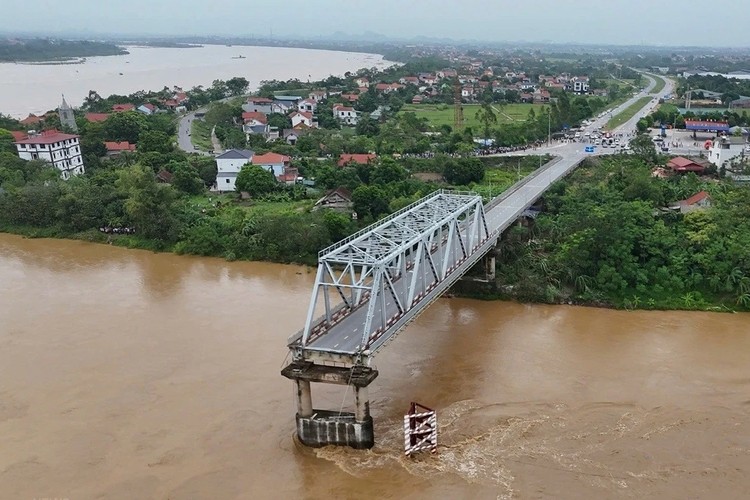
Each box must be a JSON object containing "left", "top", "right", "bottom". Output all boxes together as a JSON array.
[{"left": 547, "top": 108, "right": 551, "bottom": 147}]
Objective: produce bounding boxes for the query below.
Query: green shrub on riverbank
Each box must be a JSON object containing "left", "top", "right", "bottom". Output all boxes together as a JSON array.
[{"left": 494, "top": 156, "right": 750, "bottom": 311}]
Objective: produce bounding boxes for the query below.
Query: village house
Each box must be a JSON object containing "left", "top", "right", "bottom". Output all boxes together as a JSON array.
[
  {"left": 20, "top": 114, "right": 44, "bottom": 127},
  {"left": 308, "top": 90, "right": 327, "bottom": 102},
  {"left": 85, "top": 112, "right": 110, "bottom": 123},
  {"left": 399, "top": 76, "right": 420, "bottom": 86},
  {"left": 112, "top": 103, "right": 135, "bottom": 112},
  {"left": 244, "top": 97, "right": 274, "bottom": 114},
  {"left": 214, "top": 149, "right": 254, "bottom": 191},
  {"left": 242, "top": 111, "right": 271, "bottom": 139},
  {"left": 297, "top": 98, "right": 317, "bottom": 113},
  {"left": 104, "top": 141, "right": 136, "bottom": 156},
  {"left": 333, "top": 105, "right": 359, "bottom": 125},
  {"left": 253, "top": 152, "right": 291, "bottom": 177},
  {"left": 671, "top": 191, "right": 712, "bottom": 214},
  {"left": 340, "top": 93, "right": 359, "bottom": 103},
  {"left": 533, "top": 88, "right": 551, "bottom": 103},
  {"left": 136, "top": 103, "right": 156, "bottom": 115},
  {"left": 314, "top": 187, "right": 353, "bottom": 212},
  {"left": 338, "top": 153, "right": 377, "bottom": 167},
  {"left": 437, "top": 68, "right": 457, "bottom": 79},
  {"left": 355, "top": 77, "right": 370, "bottom": 88},
  {"left": 14, "top": 130, "right": 85, "bottom": 179},
  {"left": 667, "top": 156, "right": 706, "bottom": 174},
  {"left": 289, "top": 111, "right": 316, "bottom": 129}
]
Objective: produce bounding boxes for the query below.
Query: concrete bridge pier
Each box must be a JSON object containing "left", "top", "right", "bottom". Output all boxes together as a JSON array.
[{"left": 281, "top": 362, "right": 378, "bottom": 449}]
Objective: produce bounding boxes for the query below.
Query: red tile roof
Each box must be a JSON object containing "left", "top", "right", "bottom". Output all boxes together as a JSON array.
[
  {"left": 291, "top": 111, "right": 313, "bottom": 120},
  {"left": 338, "top": 153, "right": 377, "bottom": 167},
  {"left": 252, "top": 152, "right": 291, "bottom": 165},
  {"left": 85, "top": 112, "right": 110, "bottom": 123},
  {"left": 14, "top": 130, "right": 79, "bottom": 144},
  {"left": 10, "top": 131, "right": 28, "bottom": 141},
  {"left": 333, "top": 105, "right": 355, "bottom": 112},
  {"left": 104, "top": 141, "right": 136, "bottom": 152},
  {"left": 248, "top": 97, "right": 273, "bottom": 103},
  {"left": 667, "top": 156, "right": 705, "bottom": 172},
  {"left": 682, "top": 191, "right": 710, "bottom": 206},
  {"left": 20, "top": 114, "right": 43, "bottom": 126},
  {"left": 112, "top": 104, "right": 135, "bottom": 112},
  {"left": 242, "top": 111, "right": 268, "bottom": 124}
]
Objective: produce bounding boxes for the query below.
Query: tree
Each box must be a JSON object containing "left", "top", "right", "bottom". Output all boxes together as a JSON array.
[
  {"left": 0, "top": 129, "right": 15, "bottom": 153},
  {"left": 475, "top": 102, "right": 498, "bottom": 140},
  {"left": 267, "top": 113, "right": 291, "bottom": 130},
  {"left": 103, "top": 111, "right": 147, "bottom": 143},
  {"left": 355, "top": 116, "right": 380, "bottom": 137},
  {"left": 443, "top": 158, "right": 485, "bottom": 185},
  {"left": 630, "top": 134, "right": 658, "bottom": 163},
  {"left": 114, "top": 164, "right": 178, "bottom": 242},
  {"left": 235, "top": 164, "right": 277, "bottom": 196},
  {"left": 370, "top": 157, "right": 407, "bottom": 185},
  {"left": 172, "top": 163, "right": 204, "bottom": 195},
  {"left": 226, "top": 77, "right": 250, "bottom": 96},
  {"left": 352, "top": 185, "right": 390, "bottom": 220},
  {"left": 137, "top": 130, "right": 173, "bottom": 154}
]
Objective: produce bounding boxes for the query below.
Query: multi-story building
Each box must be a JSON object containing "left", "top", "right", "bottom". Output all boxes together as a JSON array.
[
  {"left": 214, "top": 149, "right": 254, "bottom": 192},
  {"left": 14, "top": 130, "right": 85, "bottom": 179}
]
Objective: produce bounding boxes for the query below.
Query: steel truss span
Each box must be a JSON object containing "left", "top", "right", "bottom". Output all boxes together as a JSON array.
[{"left": 287, "top": 190, "right": 493, "bottom": 366}]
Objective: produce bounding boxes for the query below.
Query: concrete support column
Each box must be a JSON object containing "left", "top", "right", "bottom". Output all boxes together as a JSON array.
[
  {"left": 296, "top": 380, "right": 313, "bottom": 418},
  {"left": 485, "top": 255, "right": 496, "bottom": 281},
  {"left": 354, "top": 385, "right": 369, "bottom": 422}
]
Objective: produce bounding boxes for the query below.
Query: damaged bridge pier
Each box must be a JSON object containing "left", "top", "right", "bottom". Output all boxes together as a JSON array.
[{"left": 281, "top": 362, "right": 378, "bottom": 449}]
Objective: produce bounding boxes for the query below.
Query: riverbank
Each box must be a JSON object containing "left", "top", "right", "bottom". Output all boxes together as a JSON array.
[{"left": 1, "top": 44, "right": 395, "bottom": 118}]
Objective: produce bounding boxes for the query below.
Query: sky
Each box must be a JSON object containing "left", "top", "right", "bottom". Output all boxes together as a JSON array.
[{"left": 1, "top": 0, "right": 746, "bottom": 47}]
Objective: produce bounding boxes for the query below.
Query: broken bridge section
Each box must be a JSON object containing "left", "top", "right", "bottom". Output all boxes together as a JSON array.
[
  {"left": 282, "top": 190, "right": 495, "bottom": 449},
  {"left": 288, "top": 189, "right": 493, "bottom": 367}
]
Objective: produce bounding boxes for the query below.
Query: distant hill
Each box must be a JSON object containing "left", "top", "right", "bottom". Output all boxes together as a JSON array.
[{"left": 0, "top": 38, "right": 127, "bottom": 62}]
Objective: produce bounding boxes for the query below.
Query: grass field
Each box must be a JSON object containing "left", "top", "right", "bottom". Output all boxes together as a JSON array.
[
  {"left": 399, "top": 103, "right": 549, "bottom": 129},
  {"left": 607, "top": 96, "right": 653, "bottom": 129},
  {"left": 191, "top": 120, "right": 213, "bottom": 151},
  {"left": 650, "top": 74, "right": 666, "bottom": 95}
]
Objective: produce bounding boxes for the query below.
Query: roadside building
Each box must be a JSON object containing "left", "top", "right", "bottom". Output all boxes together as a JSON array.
[
  {"left": 667, "top": 156, "right": 706, "bottom": 174},
  {"left": 14, "top": 130, "right": 85, "bottom": 179},
  {"left": 214, "top": 149, "right": 254, "bottom": 192},
  {"left": 707, "top": 136, "right": 747, "bottom": 168}
]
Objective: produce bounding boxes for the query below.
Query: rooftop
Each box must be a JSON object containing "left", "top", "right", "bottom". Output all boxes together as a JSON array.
[{"left": 14, "top": 130, "right": 79, "bottom": 145}]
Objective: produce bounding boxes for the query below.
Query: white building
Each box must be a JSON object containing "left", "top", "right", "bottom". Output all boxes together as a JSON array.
[
  {"left": 214, "top": 149, "right": 254, "bottom": 191},
  {"left": 289, "top": 111, "right": 316, "bottom": 129},
  {"left": 707, "top": 136, "right": 747, "bottom": 168},
  {"left": 571, "top": 77, "right": 590, "bottom": 94},
  {"left": 333, "top": 105, "right": 359, "bottom": 125},
  {"left": 14, "top": 130, "right": 85, "bottom": 179}
]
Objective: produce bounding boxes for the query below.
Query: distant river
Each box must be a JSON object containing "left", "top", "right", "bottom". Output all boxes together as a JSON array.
[{"left": 0, "top": 44, "right": 395, "bottom": 118}]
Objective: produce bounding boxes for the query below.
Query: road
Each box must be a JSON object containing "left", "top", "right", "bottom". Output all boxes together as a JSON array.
[
  {"left": 295, "top": 72, "right": 676, "bottom": 363},
  {"left": 177, "top": 109, "right": 209, "bottom": 155}
]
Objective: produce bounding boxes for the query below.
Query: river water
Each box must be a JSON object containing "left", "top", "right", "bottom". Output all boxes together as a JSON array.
[
  {"left": 1, "top": 233, "right": 749, "bottom": 499},
  {"left": 0, "top": 44, "right": 393, "bottom": 118}
]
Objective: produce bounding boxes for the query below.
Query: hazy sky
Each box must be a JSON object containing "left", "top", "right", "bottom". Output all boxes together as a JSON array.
[{"left": 2, "top": 0, "right": 745, "bottom": 47}]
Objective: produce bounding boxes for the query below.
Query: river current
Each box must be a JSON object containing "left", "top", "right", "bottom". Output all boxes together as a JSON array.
[{"left": 1, "top": 233, "right": 749, "bottom": 499}]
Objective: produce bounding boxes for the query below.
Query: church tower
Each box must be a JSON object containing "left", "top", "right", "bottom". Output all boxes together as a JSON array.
[{"left": 58, "top": 95, "right": 78, "bottom": 133}]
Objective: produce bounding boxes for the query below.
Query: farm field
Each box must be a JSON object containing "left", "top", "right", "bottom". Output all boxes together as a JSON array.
[{"left": 399, "top": 103, "right": 549, "bottom": 129}]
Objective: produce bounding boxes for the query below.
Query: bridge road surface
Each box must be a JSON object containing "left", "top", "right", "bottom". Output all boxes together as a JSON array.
[{"left": 299, "top": 72, "right": 674, "bottom": 359}]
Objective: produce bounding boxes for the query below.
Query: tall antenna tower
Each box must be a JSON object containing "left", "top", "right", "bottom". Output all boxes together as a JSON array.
[{"left": 453, "top": 78, "right": 464, "bottom": 131}]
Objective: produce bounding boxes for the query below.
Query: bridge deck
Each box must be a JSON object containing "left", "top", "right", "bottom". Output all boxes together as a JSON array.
[{"left": 289, "top": 152, "right": 587, "bottom": 365}]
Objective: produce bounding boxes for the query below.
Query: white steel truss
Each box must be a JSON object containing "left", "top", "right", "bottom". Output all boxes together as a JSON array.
[{"left": 291, "top": 190, "right": 490, "bottom": 363}]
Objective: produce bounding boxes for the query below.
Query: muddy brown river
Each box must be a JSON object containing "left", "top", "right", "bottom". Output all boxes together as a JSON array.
[{"left": 1, "top": 233, "right": 749, "bottom": 499}]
